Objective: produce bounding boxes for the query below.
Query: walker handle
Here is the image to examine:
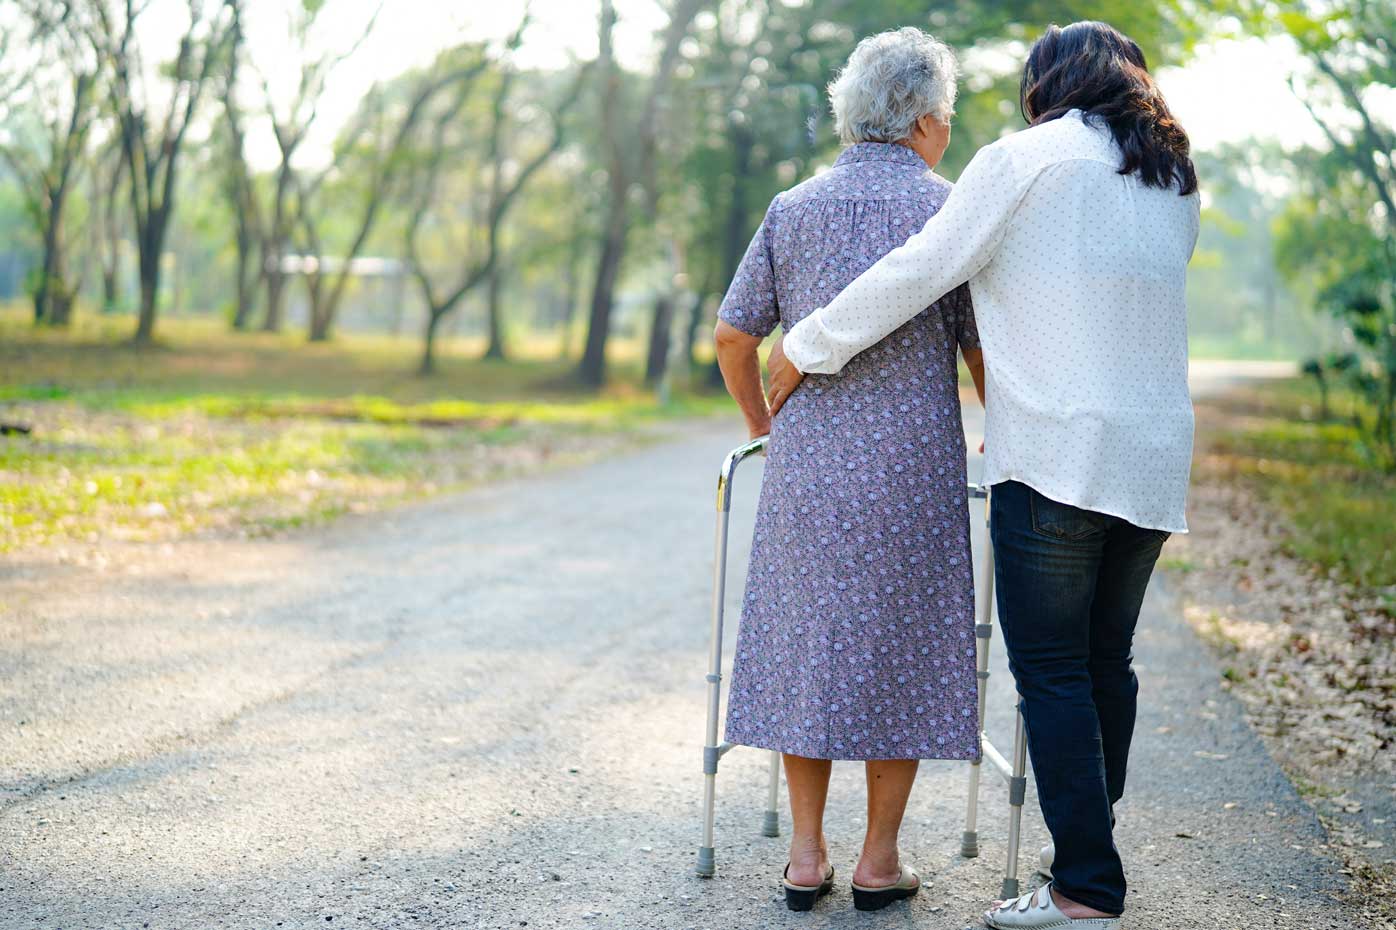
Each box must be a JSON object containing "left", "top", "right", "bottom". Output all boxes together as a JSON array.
[{"left": 715, "top": 435, "right": 769, "bottom": 512}]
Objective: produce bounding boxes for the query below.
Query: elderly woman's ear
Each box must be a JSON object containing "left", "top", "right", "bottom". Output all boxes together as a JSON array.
[{"left": 905, "top": 113, "right": 951, "bottom": 169}]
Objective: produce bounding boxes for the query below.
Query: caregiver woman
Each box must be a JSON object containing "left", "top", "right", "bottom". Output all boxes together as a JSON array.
[{"left": 769, "top": 20, "right": 1201, "bottom": 930}]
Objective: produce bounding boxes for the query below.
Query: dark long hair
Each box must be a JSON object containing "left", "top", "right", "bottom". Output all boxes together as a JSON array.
[{"left": 1020, "top": 21, "right": 1197, "bottom": 195}]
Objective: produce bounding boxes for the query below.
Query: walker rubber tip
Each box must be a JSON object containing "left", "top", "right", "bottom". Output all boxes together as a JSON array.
[
  {"left": 761, "top": 810, "right": 780, "bottom": 837},
  {"left": 960, "top": 830, "right": 980, "bottom": 858},
  {"left": 999, "top": 877, "right": 1020, "bottom": 899},
  {"left": 696, "top": 846, "right": 716, "bottom": 877}
]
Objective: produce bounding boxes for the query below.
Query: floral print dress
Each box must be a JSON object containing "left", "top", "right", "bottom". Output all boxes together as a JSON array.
[{"left": 719, "top": 142, "right": 980, "bottom": 761}]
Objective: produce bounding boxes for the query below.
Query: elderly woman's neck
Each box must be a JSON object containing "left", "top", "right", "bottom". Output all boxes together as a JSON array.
[{"left": 897, "top": 113, "right": 951, "bottom": 169}]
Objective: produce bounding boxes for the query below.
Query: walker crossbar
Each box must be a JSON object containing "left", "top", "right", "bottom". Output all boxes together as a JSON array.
[{"left": 696, "top": 439, "right": 1031, "bottom": 899}]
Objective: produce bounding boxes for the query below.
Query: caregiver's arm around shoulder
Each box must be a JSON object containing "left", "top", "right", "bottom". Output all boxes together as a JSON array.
[{"left": 781, "top": 141, "right": 1023, "bottom": 377}]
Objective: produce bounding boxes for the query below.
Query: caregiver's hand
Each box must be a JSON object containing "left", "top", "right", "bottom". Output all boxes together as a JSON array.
[{"left": 765, "top": 334, "right": 805, "bottom": 417}]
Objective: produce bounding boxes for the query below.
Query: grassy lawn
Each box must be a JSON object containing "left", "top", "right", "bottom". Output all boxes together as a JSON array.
[
  {"left": 1196, "top": 376, "right": 1396, "bottom": 599},
  {"left": 0, "top": 308, "right": 729, "bottom": 552}
]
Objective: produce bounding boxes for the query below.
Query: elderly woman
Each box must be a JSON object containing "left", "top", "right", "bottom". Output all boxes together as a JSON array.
[{"left": 713, "top": 28, "right": 984, "bottom": 913}]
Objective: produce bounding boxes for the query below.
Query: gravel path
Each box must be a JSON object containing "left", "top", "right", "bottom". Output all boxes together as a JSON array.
[{"left": 0, "top": 375, "right": 1369, "bottom": 929}]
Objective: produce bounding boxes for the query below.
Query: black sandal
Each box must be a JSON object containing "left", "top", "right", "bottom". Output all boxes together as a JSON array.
[
  {"left": 851, "top": 865, "right": 920, "bottom": 911},
  {"left": 782, "top": 863, "right": 835, "bottom": 911}
]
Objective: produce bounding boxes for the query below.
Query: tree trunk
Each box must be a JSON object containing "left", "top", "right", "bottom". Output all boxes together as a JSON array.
[
  {"left": 684, "top": 290, "right": 709, "bottom": 370},
  {"left": 101, "top": 266, "right": 119, "bottom": 314},
  {"left": 644, "top": 294, "right": 674, "bottom": 386},
  {"left": 134, "top": 279, "right": 159, "bottom": 343},
  {"left": 133, "top": 222, "right": 162, "bottom": 343},
  {"left": 722, "top": 124, "right": 754, "bottom": 290},
  {"left": 482, "top": 259, "right": 506, "bottom": 360},
  {"left": 231, "top": 251, "right": 254, "bottom": 329},
  {"left": 39, "top": 210, "right": 74, "bottom": 327},
  {"left": 261, "top": 165, "right": 293, "bottom": 332},
  {"left": 576, "top": 0, "right": 624, "bottom": 388},
  {"left": 420, "top": 307, "right": 446, "bottom": 375},
  {"left": 557, "top": 236, "right": 583, "bottom": 360},
  {"left": 231, "top": 214, "right": 257, "bottom": 328},
  {"left": 32, "top": 252, "right": 52, "bottom": 325},
  {"left": 308, "top": 298, "right": 333, "bottom": 342},
  {"left": 49, "top": 290, "right": 74, "bottom": 327},
  {"left": 99, "top": 157, "right": 123, "bottom": 315},
  {"left": 701, "top": 123, "right": 755, "bottom": 386},
  {"left": 262, "top": 265, "right": 286, "bottom": 332},
  {"left": 33, "top": 192, "right": 67, "bottom": 324},
  {"left": 577, "top": 217, "right": 626, "bottom": 387}
]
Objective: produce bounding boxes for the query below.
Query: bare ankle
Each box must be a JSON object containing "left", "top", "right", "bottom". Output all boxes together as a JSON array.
[
  {"left": 852, "top": 840, "right": 901, "bottom": 885},
  {"left": 786, "top": 832, "right": 829, "bottom": 883},
  {"left": 1049, "top": 886, "right": 1118, "bottom": 919}
]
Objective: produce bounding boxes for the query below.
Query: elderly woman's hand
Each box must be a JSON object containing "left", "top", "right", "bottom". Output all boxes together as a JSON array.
[{"left": 766, "top": 334, "right": 806, "bottom": 417}]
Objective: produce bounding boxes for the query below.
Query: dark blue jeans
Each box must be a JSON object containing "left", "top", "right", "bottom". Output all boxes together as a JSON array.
[{"left": 989, "top": 481, "right": 1169, "bottom": 915}]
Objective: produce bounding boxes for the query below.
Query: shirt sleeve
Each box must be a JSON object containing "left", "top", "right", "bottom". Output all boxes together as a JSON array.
[
  {"left": 716, "top": 202, "right": 781, "bottom": 338},
  {"left": 783, "top": 141, "right": 1023, "bottom": 374}
]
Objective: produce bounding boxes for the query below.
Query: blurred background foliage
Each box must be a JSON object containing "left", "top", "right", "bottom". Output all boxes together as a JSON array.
[{"left": 0, "top": 0, "right": 1393, "bottom": 548}]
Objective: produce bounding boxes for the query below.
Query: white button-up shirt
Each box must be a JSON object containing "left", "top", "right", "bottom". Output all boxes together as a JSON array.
[{"left": 784, "top": 110, "right": 1201, "bottom": 532}]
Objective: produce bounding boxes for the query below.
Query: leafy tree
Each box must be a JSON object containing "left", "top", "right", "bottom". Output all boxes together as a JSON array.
[
  {"left": 0, "top": 3, "right": 101, "bottom": 326},
  {"left": 1222, "top": 0, "right": 1395, "bottom": 465},
  {"left": 398, "top": 37, "right": 590, "bottom": 374},
  {"left": 292, "top": 45, "right": 496, "bottom": 345},
  {"left": 575, "top": 0, "right": 708, "bottom": 387},
  {"left": 248, "top": 0, "right": 379, "bottom": 336},
  {"left": 85, "top": 0, "right": 235, "bottom": 343},
  {"left": 220, "top": 0, "right": 264, "bottom": 330}
]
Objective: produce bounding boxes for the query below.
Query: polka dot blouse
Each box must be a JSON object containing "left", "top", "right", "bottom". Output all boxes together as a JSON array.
[{"left": 783, "top": 109, "right": 1202, "bottom": 532}]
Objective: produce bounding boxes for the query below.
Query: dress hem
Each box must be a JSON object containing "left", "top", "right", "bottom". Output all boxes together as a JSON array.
[{"left": 725, "top": 734, "right": 982, "bottom": 763}]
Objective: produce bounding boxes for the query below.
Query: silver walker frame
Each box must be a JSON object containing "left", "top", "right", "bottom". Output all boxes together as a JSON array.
[
  {"left": 962, "top": 484, "right": 1031, "bottom": 900},
  {"left": 696, "top": 435, "right": 1029, "bottom": 899}
]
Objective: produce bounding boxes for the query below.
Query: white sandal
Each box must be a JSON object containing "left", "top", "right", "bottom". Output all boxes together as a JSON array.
[{"left": 983, "top": 885, "right": 1120, "bottom": 929}]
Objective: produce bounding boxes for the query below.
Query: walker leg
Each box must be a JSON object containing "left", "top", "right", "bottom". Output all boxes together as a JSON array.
[
  {"left": 963, "top": 600, "right": 992, "bottom": 857},
  {"left": 698, "top": 781, "right": 717, "bottom": 878},
  {"left": 697, "top": 509, "right": 732, "bottom": 878},
  {"left": 761, "top": 751, "right": 781, "bottom": 837},
  {"left": 962, "top": 762, "right": 983, "bottom": 858},
  {"left": 1000, "top": 708, "right": 1029, "bottom": 900},
  {"left": 963, "top": 487, "right": 994, "bottom": 859}
]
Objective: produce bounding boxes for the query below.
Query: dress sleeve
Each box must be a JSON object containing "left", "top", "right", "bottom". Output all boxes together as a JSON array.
[
  {"left": 716, "top": 203, "right": 781, "bottom": 338},
  {"left": 783, "top": 142, "right": 1023, "bottom": 374},
  {"left": 950, "top": 284, "right": 979, "bottom": 351}
]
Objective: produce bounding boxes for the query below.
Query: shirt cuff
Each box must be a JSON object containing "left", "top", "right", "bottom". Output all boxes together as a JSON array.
[{"left": 783, "top": 309, "right": 842, "bottom": 374}]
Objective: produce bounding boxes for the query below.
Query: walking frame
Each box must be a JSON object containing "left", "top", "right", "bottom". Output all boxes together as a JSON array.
[{"left": 696, "top": 434, "right": 1030, "bottom": 899}]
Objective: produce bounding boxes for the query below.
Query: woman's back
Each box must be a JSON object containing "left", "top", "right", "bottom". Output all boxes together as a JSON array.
[
  {"left": 720, "top": 142, "right": 976, "bottom": 426},
  {"left": 721, "top": 142, "right": 972, "bottom": 348},
  {"left": 972, "top": 111, "right": 1199, "bottom": 530},
  {"left": 718, "top": 142, "right": 981, "bottom": 762}
]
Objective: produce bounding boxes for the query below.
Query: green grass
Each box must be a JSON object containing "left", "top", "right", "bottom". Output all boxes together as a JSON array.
[
  {"left": 0, "top": 307, "right": 730, "bottom": 551},
  {"left": 1199, "top": 377, "right": 1396, "bottom": 593},
  {"left": 1159, "top": 556, "right": 1197, "bottom": 574},
  {"left": 1187, "top": 333, "right": 1300, "bottom": 363}
]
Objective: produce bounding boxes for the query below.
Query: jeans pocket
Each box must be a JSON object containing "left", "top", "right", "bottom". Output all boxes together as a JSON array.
[{"left": 1029, "top": 490, "right": 1107, "bottom": 541}]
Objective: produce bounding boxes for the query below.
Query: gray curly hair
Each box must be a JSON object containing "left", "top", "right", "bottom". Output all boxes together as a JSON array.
[{"left": 829, "top": 27, "right": 959, "bottom": 145}]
